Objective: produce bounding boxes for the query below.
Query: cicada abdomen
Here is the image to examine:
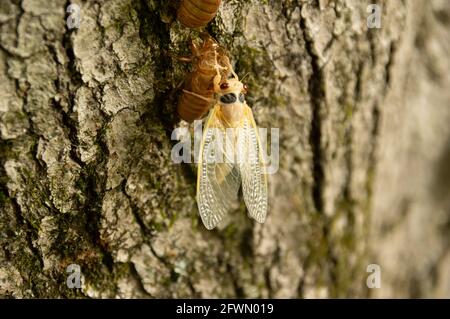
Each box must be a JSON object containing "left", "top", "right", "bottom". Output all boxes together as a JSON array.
[
  {"left": 177, "top": 36, "right": 232, "bottom": 122},
  {"left": 177, "top": 0, "right": 222, "bottom": 29}
]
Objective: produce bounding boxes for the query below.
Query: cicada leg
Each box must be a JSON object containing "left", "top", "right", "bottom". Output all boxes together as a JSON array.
[{"left": 182, "top": 89, "right": 215, "bottom": 103}]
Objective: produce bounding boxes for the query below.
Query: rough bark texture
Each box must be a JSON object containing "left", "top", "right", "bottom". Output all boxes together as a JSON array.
[{"left": 0, "top": 0, "right": 449, "bottom": 298}]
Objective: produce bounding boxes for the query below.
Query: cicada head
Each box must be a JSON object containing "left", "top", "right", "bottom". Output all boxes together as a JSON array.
[
  {"left": 219, "top": 78, "right": 245, "bottom": 94},
  {"left": 217, "top": 78, "right": 247, "bottom": 125}
]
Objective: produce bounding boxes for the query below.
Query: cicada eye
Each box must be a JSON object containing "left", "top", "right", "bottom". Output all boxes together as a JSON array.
[
  {"left": 220, "top": 82, "right": 229, "bottom": 90},
  {"left": 239, "top": 93, "right": 245, "bottom": 103},
  {"left": 243, "top": 84, "right": 249, "bottom": 93}
]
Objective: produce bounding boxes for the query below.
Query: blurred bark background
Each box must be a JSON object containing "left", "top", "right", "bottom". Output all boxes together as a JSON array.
[{"left": 0, "top": 0, "right": 449, "bottom": 298}]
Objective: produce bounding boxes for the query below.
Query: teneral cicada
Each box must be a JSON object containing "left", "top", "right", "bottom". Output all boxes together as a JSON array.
[
  {"left": 177, "top": 34, "right": 232, "bottom": 122},
  {"left": 177, "top": 0, "right": 222, "bottom": 29},
  {"left": 197, "top": 74, "right": 268, "bottom": 229}
]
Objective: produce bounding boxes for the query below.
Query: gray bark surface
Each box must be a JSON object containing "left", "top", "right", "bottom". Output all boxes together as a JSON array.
[{"left": 0, "top": 0, "right": 449, "bottom": 298}]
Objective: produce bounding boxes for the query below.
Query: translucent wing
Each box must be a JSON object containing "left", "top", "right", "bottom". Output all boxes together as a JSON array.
[
  {"left": 237, "top": 105, "right": 268, "bottom": 223},
  {"left": 196, "top": 105, "right": 241, "bottom": 229}
]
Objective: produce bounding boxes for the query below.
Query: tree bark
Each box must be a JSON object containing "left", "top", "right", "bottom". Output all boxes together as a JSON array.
[{"left": 0, "top": 0, "right": 449, "bottom": 298}]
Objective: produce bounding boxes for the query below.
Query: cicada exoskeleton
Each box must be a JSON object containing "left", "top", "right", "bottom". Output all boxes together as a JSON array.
[
  {"left": 177, "top": 0, "right": 222, "bottom": 28},
  {"left": 177, "top": 35, "right": 233, "bottom": 122}
]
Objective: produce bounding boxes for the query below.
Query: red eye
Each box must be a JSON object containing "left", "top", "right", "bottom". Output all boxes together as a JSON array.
[
  {"left": 220, "top": 82, "right": 229, "bottom": 90},
  {"left": 243, "top": 84, "right": 249, "bottom": 93}
]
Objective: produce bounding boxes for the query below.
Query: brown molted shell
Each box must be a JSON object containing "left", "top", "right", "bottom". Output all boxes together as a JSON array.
[
  {"left": 177, "top": 0, "right": 222, "bottom": 29},
  {"left": 177, "top": 73, "right": 216, "bottom": 122},
  {"left": 177, "top": 36, "right": 232, "bottom": 122}
]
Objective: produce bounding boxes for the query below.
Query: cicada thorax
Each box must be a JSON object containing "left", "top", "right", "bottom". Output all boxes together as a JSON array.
[
  {"left": 177, "top": 0, "right": 222, "bottom": 28},
  {"left": 215, "top": 79, "right": 248, "bottom": 127}
]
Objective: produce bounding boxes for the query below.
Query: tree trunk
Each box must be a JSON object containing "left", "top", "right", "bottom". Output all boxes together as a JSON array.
[{"left": 1, "top": 0, "right": 449, "bottom": 298}]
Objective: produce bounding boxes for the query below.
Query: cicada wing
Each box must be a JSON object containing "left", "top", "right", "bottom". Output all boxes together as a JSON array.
[
  {"left": 237, "top": 105, "right": 268, "bottom": 224},
  {"left": 197, "top": 105, "right": 241, "bottom": 229}
]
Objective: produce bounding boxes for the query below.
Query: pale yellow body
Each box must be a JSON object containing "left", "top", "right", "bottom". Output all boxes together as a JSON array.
[{"left": 196, "top": 76, "right": 268, "bottom": 229}]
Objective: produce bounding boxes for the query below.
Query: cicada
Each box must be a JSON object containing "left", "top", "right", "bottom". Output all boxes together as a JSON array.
[
  {"left": 177, "top": 0, "right": 222, "bottom": 29},
  {"left": 196, "top": 75, "right": 268, "bottom": 229}
]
